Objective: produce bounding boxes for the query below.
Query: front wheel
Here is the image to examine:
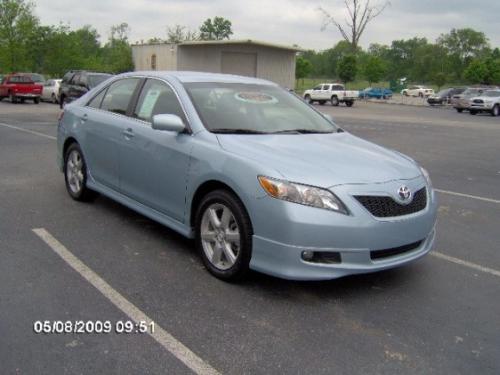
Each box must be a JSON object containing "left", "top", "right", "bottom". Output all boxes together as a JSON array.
[
  {"left": 470, "top": 110, "right": 478, "bottom": 115},
  {"left": 304, "top": 94, "right": 313, "bottom": 104},
  {"left": 195, "top": 190, "right": 253, "bottom": 281},
  {"left": 456, "top": 108, "right": 463, "bottom": 113},
  {"left": 319, "top": 100, "right": 326, "bottom": 105},
  {"left": 491, "top": 104, "right": 499, "bottom": 117},
  {"left": 331, "top": 96, "right": 339, "bottom": 106},
  {"left": 64, "top": 143, "right": 96, "bottom": 201}
]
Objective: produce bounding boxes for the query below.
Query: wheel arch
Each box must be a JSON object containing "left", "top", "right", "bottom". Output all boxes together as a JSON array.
[
  {"left": 189, "top": 179, "right": 245, "bottom": 228},
  {"left": 62, "top": 137, "right": 79, "bottom": 159}
]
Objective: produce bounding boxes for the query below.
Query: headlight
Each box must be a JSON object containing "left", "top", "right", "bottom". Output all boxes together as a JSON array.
[
  {"left": 420, "top": 167, "right": 432, "bottom": 188},
  {"left": 258, "top": 176, "right": 348, "bottom": 214}
]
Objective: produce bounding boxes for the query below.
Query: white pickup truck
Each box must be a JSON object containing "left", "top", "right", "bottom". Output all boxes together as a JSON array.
[{"left": 303, "top": 83, "right": 358, "bottom": 107}]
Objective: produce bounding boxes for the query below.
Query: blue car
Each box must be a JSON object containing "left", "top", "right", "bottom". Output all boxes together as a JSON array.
[
  {"left": 58, "top": 71, "right": 437, "bottom": 281},
  {"left": 359, "top": 87, "right": 393, "bottom": 99}
]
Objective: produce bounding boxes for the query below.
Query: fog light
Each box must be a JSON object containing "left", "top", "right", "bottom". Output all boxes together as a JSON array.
[{"left": 301, "top": 250, "right": 314, "bottom": 261}]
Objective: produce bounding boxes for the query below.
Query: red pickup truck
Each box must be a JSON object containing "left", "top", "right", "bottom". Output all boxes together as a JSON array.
[{"left": 0, "top": 73, "right": 43, "bottom": 104}]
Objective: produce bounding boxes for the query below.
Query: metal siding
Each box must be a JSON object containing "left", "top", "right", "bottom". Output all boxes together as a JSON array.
[
  {"left": 131, "top": 44, "right": 178, "bottom": 71},
  {"left": 134, "top": 43, "right": 296, "bottom": 88},
  {"left": 221, "top": 51, "right": 257, "bottom": 77}
]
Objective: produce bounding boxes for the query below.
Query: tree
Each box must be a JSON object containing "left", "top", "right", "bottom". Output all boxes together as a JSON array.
[
  {"left": 363, "top": 55, "right": 385, "bottom": 85},
  {"left": 432, "top": 72, "right": 447, "bottom": 91},
  {"left": 464, "top": 60, "right": 488, "bottom": 84},
  {"left": 166, "top": 24, "right": 198, "bottom": 43},
  {"left": 319, "top": 0, "right": 390, "bottom": 51},
  {"left": 438, "top": 28, "right": 489, "bottom": 80},
  {"left": 0, "top": 0, "right": 39, "bottom": 71},
  {"left": 483, "top": 57, "right": 500, "bottom": 85},
  {"left": 295, "top": 55, "right": 312, "bottom": 85},
  {"left": 337, "top": 54, "right": 357, "bottom": 84},
  {"left": 199, "top": 17, "right": 232, "bottom": 40},
  {"left": 101, "top": 23, "right": 133, "bottom": 73}
]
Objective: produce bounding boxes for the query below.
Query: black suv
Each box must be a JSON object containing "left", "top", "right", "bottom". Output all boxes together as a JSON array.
[{"left": 59, "top": 71, "right": 112, "bottom": 108}]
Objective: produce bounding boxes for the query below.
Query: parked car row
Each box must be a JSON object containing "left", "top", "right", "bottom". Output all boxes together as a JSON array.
[
  {"left": 450, "top": 86, "right": 500, "bottom": 115},
  {"left": 0, "top": 70, "right": 113, "bottom": 106}
]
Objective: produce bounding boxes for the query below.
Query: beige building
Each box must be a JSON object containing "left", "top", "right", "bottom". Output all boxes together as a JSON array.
[{"left": 131, "top": 40, "right": 302, "bottom": 88}]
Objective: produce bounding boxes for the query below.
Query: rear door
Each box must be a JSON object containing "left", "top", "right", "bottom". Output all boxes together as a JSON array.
[
  {"left": 118, "top": 78, "right": 193, "bottom": 222},
  {"left": 82, "top": 78, "right": 141, "bottom": 191}
]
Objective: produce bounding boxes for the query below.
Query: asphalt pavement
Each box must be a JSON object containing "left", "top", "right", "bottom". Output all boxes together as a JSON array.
[{"left": 0, "top": 99, "right": 499, "bottom": 374}]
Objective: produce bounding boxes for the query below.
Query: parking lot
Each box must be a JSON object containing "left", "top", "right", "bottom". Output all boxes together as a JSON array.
[{"left": 1, "top": 100, "right": 499, "bottom": 374}]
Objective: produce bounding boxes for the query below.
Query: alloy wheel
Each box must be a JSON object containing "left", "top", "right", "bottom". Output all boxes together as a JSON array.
[
  {"left": 66, "top": 149, "right": 84, "bottom": 194},
  {"left": 200, "top": 203, "right": 241, "bottom": 270}
]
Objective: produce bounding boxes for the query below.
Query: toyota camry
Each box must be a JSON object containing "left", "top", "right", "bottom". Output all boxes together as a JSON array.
[{"left": 57, "top": 71, "right": 437, "bottom": 281}]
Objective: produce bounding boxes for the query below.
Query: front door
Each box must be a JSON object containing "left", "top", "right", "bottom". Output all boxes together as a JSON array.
[{"left": 118, "top": 78, "right": 193, "bottom": 222}]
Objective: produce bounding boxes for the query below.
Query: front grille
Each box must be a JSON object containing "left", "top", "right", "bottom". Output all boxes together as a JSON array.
[
  {"left": 354, "top": 187, "right": 427, "bottom": 217},
  {"left": 370, "top": 240, "right": 423, "bottom": 260}
]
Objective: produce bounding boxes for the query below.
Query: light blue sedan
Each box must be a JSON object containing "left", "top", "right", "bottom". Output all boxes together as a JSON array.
[{"left": 57, "top": 71, "right": 437, "bottom": 281}]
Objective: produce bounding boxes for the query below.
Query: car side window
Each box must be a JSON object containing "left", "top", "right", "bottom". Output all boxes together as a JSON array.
[
  {"left": 313, "top": 85, "right": 322, "bottom": 91},
  {"left": 100, "top": 78, "right": 140, "bottom": 115},
  {"left": 71, "top": 74, "right": 81, "bottom": 85},
  {"left": 87, "top": 89, "right": 107, "bottom": 109},
  {"left": 322, "top": 85, "right": 331, "bottom": 90},
  {"left": 133, "top": 79, "right": 186, "bottom": 123}
]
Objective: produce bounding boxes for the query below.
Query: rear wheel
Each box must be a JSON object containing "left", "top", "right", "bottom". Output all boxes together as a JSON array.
[
  {"left": 345, "top": 101, "right": 353, "bottom": 107},
  {"left": 403, "top": 91, "right": 408, "bottom": 96},
  {"left": 9, "top": 93, "right": 17, "bottom": 104},
  {"left": 491, "top": 104, "right": 499, "bottom": 117},
  {"left": 64, "top": 143, "right": 96, "bottom": 201},
  {"left": 34, "top": 97, "right": 40, "bottom": 104},
  {"left": 51, "top": 93, "right": 57, "bottom": 104},
  {"left": 319, "top": 100, "right": 326, "bottom": 105},
  {"left": 418, "top": 92, "right": 424, "bottom": 98},
  {"left": 470, "top": 110, "right": 478, "bottom": 115},
  {"left": 59, "top": 95, "right": 66, "bottom": 109},
  {"left": 195, "top": 190, "right": 252, "bottom": 281},
  {"left": 331, "top": 96, "right": 339, "bottom": 106},
  {"left": 456, "top": 108, "right": 463, "bottom": 113}
]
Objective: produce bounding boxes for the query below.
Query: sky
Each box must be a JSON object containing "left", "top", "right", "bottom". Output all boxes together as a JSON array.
[{"left": 33, "top": 0, "right": 500, "bottom": 50}]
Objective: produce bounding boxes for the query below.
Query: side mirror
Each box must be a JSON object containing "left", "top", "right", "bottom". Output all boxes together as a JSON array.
[{"left": 152, "top": 114, "right": 185, "bottom": 132}]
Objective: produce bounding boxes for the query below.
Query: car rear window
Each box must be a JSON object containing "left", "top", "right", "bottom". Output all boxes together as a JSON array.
[{"left": 8, "top": 76, "right": 33, "bottom": 84}]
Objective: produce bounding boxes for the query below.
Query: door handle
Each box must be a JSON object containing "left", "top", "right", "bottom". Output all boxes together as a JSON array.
[{"left": 122, "top": 128, "right": 134, "bottom": 139}]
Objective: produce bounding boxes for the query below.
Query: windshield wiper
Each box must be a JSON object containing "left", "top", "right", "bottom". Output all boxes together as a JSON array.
[
  {"left": 211, "top": 128, "right": 267, "bottom": 134},
  {"left": 272, "top": 129, "right": 334, "bottom": 134}
]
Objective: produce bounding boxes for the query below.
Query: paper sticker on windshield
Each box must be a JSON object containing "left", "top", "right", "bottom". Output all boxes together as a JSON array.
[{"left": 234, "top": 92, "right": 278, "bottom": 104}]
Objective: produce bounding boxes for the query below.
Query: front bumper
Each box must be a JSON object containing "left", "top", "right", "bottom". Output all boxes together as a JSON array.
[
  {"left": 249, "top": 177, "right": 437, "bottom": 280},
  {"left": 470, "top": 103, "right": 494, "bottom": 111}
]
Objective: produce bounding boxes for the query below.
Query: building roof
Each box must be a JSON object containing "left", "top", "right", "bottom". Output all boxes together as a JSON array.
[{"left": 133, "top": 39, "right": 303, "bottom": 52}]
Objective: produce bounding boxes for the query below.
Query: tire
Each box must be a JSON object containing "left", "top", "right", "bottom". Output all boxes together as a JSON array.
[
  {"left": 319, "top": 100, "right": 326, "bottom": 105},
  {"left": 403, "top": 91, "right": 408, "bottom": 96},
  {"left": 304, "top": 94, "right": 313, "bottom": 104},
  {"left": 456, "top": 108, "right": 463, "bottom": 113},
  {"left": 345, "top": 101, "right": 353, "bottom": 107},
  {"left": 51, "top": 93, "right": 57, "bottom": 104},
  {"left": 9, "top": 93, "right": 17, "bottom": 104},
  {"left": 491, "top": 104, "right": 499, "bottom": 117},
  {"left": 470, "top": 110, "right": 478, "bottom": 115},
  {"left": 195, "top": 190, "right": 253, "bottom": 281},
  {"left": 34, "top": 97, "right": 40, "bottom": 104},
  {"left": 418, "top": 92, "right": 423, "bottom": 98},
  {"left": 331, "top": 96, "right": 339, "bottom": 106},
  {"left": 59, "top": 95, "right": 66, "bottom": 109},
  {"left": 64, "top": 143, "right": 97, "bottom": 201}
]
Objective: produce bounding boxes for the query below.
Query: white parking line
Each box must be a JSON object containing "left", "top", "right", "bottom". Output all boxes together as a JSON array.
[
  {"left": 32, "top": 228, "right": 220, "bottom": 375},
  {"left": 0, "top": 122, "right": 56, "bottom": 140},
  {"left": 435, "top": 189, "right": 500, "bottom": 204},
  {"left": 431, "top": 251, "right": 500, "bottom": 278}
]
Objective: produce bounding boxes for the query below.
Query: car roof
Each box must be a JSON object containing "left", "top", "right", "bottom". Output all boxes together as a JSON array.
[{"left": 124, "top": 71, "right": 277, "bottom": 86}]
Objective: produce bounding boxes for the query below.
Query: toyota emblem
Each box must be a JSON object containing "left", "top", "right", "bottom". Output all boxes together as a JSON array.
[{"left": 398, "top": 185, "right": 412, "bottom": 201}]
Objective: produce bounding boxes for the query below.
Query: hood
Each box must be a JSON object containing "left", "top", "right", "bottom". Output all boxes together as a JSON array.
[{"left": 217, "top": 132, "right": 420, "bottom": 187}]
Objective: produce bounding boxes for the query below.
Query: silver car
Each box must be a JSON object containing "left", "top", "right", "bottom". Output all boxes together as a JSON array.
[{"left": 57, "top": 71, "right": 437, "bottom": 281}]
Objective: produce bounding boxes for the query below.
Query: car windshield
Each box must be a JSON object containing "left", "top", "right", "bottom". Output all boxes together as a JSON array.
[
  {"left": 88, "top": 74, "right": 112, "bottom": 88},
  {"left": 463, "top": 88, "right": 481, "bottom": 96},
  {"left": 483, "top": 90, "right": 500, "bottom": 97},
  {"left": 436, "top": 89, "right": 450, "bottom": 96},
  {"left": 9, "top": 75, "right": 33, "bottom": 83},
  {"left": 185, "top": 83, "right": 337, "bottom": 134}
]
